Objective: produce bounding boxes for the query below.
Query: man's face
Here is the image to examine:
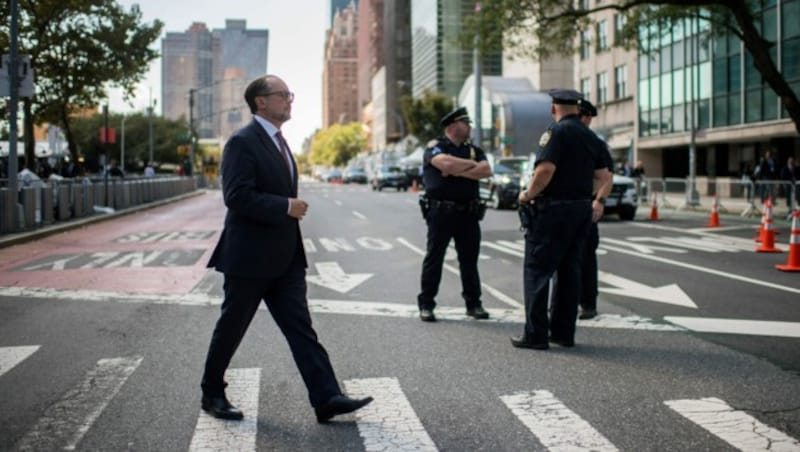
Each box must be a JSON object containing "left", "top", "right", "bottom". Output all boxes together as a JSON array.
[
  {"left": 256, "top": 77, "right": 293, "bottom": 125},
  {"left": 580, "top": 115, "right": 592, "bottom": 126},
  {"left": 448, "top": 119, "right": 471, "bottom": 143}
]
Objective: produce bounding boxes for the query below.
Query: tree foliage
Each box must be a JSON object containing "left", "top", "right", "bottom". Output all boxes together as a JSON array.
[
  {"left": 0, "top": 0, "right": 164, "bottom": 164},
  {"left": 400, "top": 91, "right": 454, "bottom": 144},
  {"left": 309, "top": 123, "right": 367, "bottom": 167},
  {"left": 463, "top": 0, "right": 800, "bottom": 135}
]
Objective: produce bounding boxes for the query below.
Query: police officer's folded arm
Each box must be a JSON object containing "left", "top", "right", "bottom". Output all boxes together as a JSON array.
[
  {"left": 455, "top": 160, "right": 492, "bottom": 180},
  {"left": 431, "top": 154, "right": 477, "bottom": 176}
]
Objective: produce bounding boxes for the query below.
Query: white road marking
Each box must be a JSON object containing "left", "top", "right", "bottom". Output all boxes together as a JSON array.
[
  {"left": 189, "top": 368, "right": 260, "bottom": 452},
  {"left": 663, "top": 317, "right": 800, "bottom": 338},
  {"left": 665, "top": 397, "right": 800, "bottom": 451},
  {"left": 501, "top": 390, "right": 618, "bottom": 452},
  {"left": 0, "top": 345, "right": 39, "bottom": 377},
  {"left": 686, "top": 224, "right": 760, "bottom": 233},
  {"left": 600, "top": 237, "right": 687, "bottom": 254},
  {"left": 334, "top": 200, "right": 343, "bottom": 206},
  {"left": 15, "top": 356, "right": 142, "bottom": 451},
  {"left": 483, "top": 241, "right": 524, "bottom": 258},
  {"left": 344, "top": 377, "right": 438, "bottom": 452},
  {"left": 598, "top": 271, "right": 697, "bottom": 308},
  {"left": 352, "top": 211, "right": 366, "bottom": 220},
  {"left": 303, "top": 238, "right": 317, "bottom": 253},
  {"left": 599, "top": 242, "right": 800, "bottom": 295},
  {"left": 397, "top": 237, "right": 523, "bottom": 309},
  {"left": 307, "top": 261, "right": 373, "bottom": 294}
]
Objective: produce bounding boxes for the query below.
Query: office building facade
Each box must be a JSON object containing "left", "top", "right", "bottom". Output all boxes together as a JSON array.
[{"left": 323, "top": 3, "right": 359, "bottom": 127}]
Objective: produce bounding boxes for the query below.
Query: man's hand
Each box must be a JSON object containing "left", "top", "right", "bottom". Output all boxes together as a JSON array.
[
  {"left": 591, "top": 199, "right": 605, "bottom": 223},
  {"left": 288, "top": 198, "right": 309, "bottom": 219}
]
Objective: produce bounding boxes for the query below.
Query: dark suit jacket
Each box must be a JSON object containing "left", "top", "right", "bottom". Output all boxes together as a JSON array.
[{"left": 208, "top": 119, "right": 306, "bottom": 278}]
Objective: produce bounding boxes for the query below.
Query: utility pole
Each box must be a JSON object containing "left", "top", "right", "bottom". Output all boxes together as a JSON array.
[
  {"left": 103, "top": 104, "right": 110, "bottom": 206},
  {"left": 685, "top": 13, "right": 700, "bottom": 207},
  {"left": 148, "top": 87, "right": 154, "bottom": 165},
  {"left": 188, "top": 88, "right": 195, "bottom": 176},
  {"left": 473, "top": 1, "right": 483, "bottom": 148},
  {"left": 7, "top": 0, "right": 20, "bottom": 231}
]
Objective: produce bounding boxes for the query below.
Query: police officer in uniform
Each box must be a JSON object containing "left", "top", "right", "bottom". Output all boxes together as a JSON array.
[
  {"left": 549, "top": 99, "right": 614, "bottom": 320},
  {"left": 511, "top": 90, "right": 612, "bottom": 349},
  {"left": 417, "top": 107, "right": 493, "bottom": 322}
]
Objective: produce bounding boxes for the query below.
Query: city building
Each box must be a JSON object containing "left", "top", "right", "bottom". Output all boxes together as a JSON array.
[
  {"left": 410, "top": 0, "right": 502, "bottom": 100},
  {"left": 332, "top": 0, "right": 358, "bottom": 25},
  {"left": 636, "top": 2, "right": 800, "bottom": 180},
  {"left": 323, "top": 3, "right": 359, "bottom": 127},
  {"left": 161, "top": 20, "right": 268, "bottom": 139},
  {"left": 357, "top": 0, "right": 384, "bottom": 116}
]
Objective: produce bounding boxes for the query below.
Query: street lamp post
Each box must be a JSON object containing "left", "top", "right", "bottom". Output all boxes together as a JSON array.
[
  {"left": 188, "top": 88, "right": 195, "bottom": 176},
  {"left": 121, "top": 115, "right": 128, "bottom": 173},
  {"left": 148, "top": 88, "right": 156, "bottom": 165}
]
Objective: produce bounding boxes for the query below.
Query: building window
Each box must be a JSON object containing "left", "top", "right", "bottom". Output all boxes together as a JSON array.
[
  {"left": 581, "top": 30, "right": 591, "bottom": 60},
  {"left": 579, "top": 0, "right": 590, "bottom": 10},
  {"left": 614, "top": 65, "right": 627, "bottom": 98},
  {"left": 614, "top": 14, "right": 627, "bottom": 45},
  {"left": 597, "top": 72, "right": 608, "bottom": 103},
  {"left": 596, "top": 20, "right": 608, "bottom": 52},
  {"left": 581, "top": 77, "right": 591, "bottom": 101}
]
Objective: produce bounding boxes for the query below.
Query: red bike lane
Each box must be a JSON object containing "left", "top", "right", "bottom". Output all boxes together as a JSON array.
[{"left": 0, "top": 192, "right": 224, "bottom": 295}]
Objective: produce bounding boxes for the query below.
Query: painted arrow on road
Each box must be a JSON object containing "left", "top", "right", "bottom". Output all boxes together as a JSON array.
[
  {"left": 307, "top": 262, "right": 373, "bottom": 294},
  {"left": 598, "top": 271, "right": 697, "bottom": 308}
]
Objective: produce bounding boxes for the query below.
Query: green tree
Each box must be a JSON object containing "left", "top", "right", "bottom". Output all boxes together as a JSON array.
[
  {"left": 464, "top": 0, "right": 800, "bottom": 135},
  {"left": 309, "top": 123, "right": 367, "bottom": 167},
  {"left": 400, "top": 91, "right": 454, "bottom": 144},
  {"left": 0, "top": 1, "right": 163, "bottom": 165}
]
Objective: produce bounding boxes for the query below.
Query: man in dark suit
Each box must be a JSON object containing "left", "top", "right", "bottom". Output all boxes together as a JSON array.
[{"left": 200, "top": 74, "right": 372, "bottom": 422}]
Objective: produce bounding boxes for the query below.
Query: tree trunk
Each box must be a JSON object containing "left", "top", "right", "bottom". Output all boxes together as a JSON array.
[
  {"left": 60, "top": 106, "right": 79, "bottom": 167},
  {"left": 729, "top": 2, "right": 800, "bottom": 136},
  {"left": 23, "top": 98, "right": 36, "bottom": 171}
]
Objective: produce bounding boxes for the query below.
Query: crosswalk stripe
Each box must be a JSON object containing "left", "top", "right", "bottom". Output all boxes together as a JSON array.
[
  {"left": 665, "top": 397, "right": 800, "bottom": 451},
  {"left": 344, "top": 377, "right": 438, "bottom": 452},
  {"left": 15, "top": 355, "right": 142, "bottom": 451},
  {"left": 189, "top": 368, "right": 260, "bottom": 452},
  {"left": 501, "top": 390, "right": 619, "bottom": 452},
  {"left": 0, "top": 345, "right": 39, "bottom": 377}
]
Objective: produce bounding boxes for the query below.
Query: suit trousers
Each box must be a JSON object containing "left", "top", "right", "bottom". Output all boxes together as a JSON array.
[
  {"left": 201, "top": 253, "right": 341, "bottom": 407},
  {"left": 522, "top": 201, "right": 591, "bottom": 342}
]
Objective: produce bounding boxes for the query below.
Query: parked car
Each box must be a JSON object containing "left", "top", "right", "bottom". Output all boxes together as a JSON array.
[
  {"left": 479, "top": 157, "right": 528, "bottom": 209},
  {"left": 343, "top": 167, "right": 368, "bottom": 184},
  {"left": 371, "top": 165, "right": 410, "bottom": 191},
  {"left": 323, "top": 169, "right": 343, "bottom": 183},
  {"left": 521, "top": 154, "right": 638, "bottom": 220}
]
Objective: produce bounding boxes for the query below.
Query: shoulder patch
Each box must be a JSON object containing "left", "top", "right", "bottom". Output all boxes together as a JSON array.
[
  {"left": 431, "top": 146, "right": 443, "bottom": 156},
  {"left": 538, "top": 129, "right": 552, "bottom": 147}
]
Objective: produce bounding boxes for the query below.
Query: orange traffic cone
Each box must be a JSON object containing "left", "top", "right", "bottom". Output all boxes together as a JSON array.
[
  {"left": 649, "top": 192, "right": 660, "bottom": 221},
  {"left": 776, "top": 210, "right": 800, "bottom": 271},
  {"left": 754, "top": 198, "right": 767, "bottom": 242},
  {"left": 706, "top": 195, "right": 721, "bottom": 227},
  {"left": 755, "top": 198, "right": 782, "bottom": 253},
  {"left": 411, "top": 179, "right": 418, "bottom": 192}
]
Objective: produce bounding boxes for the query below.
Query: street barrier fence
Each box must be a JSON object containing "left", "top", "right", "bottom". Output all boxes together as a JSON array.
[{"left": 0, "top": 175, "right": 198, "bottom": 235}]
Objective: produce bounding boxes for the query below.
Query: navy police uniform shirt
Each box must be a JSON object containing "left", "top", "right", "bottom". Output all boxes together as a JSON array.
[
  {"left": 535, "top": 114, "right": 607, "bottom": 200},
  {"left": 423, "top": 136, "right": 487, "bottom": 202}
]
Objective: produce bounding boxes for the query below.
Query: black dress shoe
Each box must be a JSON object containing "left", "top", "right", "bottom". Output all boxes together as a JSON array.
[
  {"left": 201, "top": 395, "right": 244, "bottom": 420},
  {"left": 419, "top": 309, "right": 436, "bottom": 322},
  {"left": 549, "top": 336, "right": 575, "bottom": 347},
  {"left": 466, "top": 306, "right": 490, "bottom": 319},
  {"left": 578, "top": 309, "right": 598, "bottom": 320},
  {"left": 315, "top": 394, "right": 374, "bottom": 423},
  {"left": 510, "top": 335, "right": 549, "bottom": 350}
]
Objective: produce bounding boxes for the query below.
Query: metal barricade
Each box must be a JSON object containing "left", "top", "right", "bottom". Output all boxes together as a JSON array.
[
  {"left": 0, "top": 188, "right": 14, "bottom": 233},
  {"left": 20, "top": 187, "right": 38, "bottom": 228},
  {"left": 41, "top": 184, "right": 54, "bottom": 225},
  {"left": 71, "top": 184, "right": 85, "bottom": 218},
  {"left": 57, "top": 184, "right": 72, "bottom": 221}
]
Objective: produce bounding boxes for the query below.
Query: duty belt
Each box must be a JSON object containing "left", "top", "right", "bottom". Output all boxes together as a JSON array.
[{"left": 427, "top": 198, "right": 477, "bottom": 211}]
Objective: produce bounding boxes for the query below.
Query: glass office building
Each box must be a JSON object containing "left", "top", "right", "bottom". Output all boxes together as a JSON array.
[{"left": 637, "top": 1, "right": 800, "bottom": 177}]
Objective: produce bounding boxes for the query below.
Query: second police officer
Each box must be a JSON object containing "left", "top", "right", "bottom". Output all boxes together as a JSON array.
[
  {"left": 417, "top": 107, "right": 493, "bottom": 322},
  {"left": 511, "top": 89, "right": 612, "bottom": 350}
]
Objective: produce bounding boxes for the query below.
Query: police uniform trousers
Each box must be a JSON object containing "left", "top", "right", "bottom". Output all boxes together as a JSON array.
[
  {"left": 552, "top": 221, "right": 599, "bottom": 311},
  {"left": 201, "top": 247, "right": 341, "bottom": 408},
  {"left": 418, "top": 206, "right": 482, "bottom": 310},
  {"left": 523, "top": 201, "right": 592, "bottom": 342}
]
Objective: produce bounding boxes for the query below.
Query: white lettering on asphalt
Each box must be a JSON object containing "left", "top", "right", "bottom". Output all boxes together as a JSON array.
[
  {"left": 15, "top": 356, "right": 142, "bottom": 451},
  {"left": 501, "top": 390, "right": 618, "bottom": 452},
  {"left": 344, "top": 377, "right": 438, "bottom": 451},
  {"left": 397, "top": 237, "right": 523, "bottom": 309},
  {"left": 356, "top": 237, "right": 392, "bottom": 251},
  {"left": 189, "top": 368, "right": 260, "bottom": 452},
  {"left": 318, "top": 238, "right": 356, "bottom": 252},
  {"left": 307, "top": 262, "right": 373, "bottom": 294},
  {"left": 80, "top": 252, "right": 119, "bottom": 269},
  {"left": 0, "top": 345, "right": 39, "bottom": 377},
  {"left": 665, "top": 398, "right": 800, "bottom": 451},
  {"left": 104, "top": 251, "right": 146, "bottom": 268},
  {"left": 19, "top": 254, "right": 82, "bottom": 271}
]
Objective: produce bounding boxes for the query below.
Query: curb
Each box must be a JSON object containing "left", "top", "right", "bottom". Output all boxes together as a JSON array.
[{"left": 0, "top": 190, "right": 207, "bottom": 249}]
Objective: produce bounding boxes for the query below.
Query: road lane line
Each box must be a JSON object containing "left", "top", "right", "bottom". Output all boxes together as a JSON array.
[
  {"left": 352, "top": 211, "right": 367, "bottom": 220},
  {"left": 15, "top": 356, "right": 143, "bottom": 451},
  {"left": 344, "top": 377, "right": 438, "bottom": 452},
  {"left": 397, "top": 237, "right": 523, "bottom": 308},
  {"left": 599, "top": 243, "right": 800, "bottom": 295},
  {"left": 0, "top": 345, "right": 39, "bottom": 377},
  {"left": 483, "top": 241, "right": 524, "bottom": 258},
  {"left": 189, "top": 368, "right": 260, "bottom": 452},
  {"left": 663, "top": 317, "right": 800, "bottom": 338},
  {"left": 334, "top": 200, "right": 343, "bottom": 206},
  {"left": 501, "top": 390, "right": 618, "bottom": 452},
  {"left": 665, "top": 398, "right": 800, "bottom": 451}
]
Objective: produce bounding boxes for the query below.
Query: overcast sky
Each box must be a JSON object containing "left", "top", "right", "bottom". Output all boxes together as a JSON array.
[{"left": 107, "top": 0, "right": 330, "bottom": 151}]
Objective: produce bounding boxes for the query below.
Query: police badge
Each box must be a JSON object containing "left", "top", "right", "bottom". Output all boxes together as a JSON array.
[
  {"left": 469, "top": 146, "right": 476, "bottom": 160},
  {"left": 538, "top": 129, "right": 552, "bottom": 147}
]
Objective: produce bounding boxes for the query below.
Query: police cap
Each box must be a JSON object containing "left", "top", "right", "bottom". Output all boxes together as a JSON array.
[
  {"left": 547, "top": 88, "right": 582, "bottom": 105},
  {"left": 579, "top": 98, "right": 598, "bottom": 117},
  {"left": 440, "top": 106, "right": 471, "bottom": 128}
]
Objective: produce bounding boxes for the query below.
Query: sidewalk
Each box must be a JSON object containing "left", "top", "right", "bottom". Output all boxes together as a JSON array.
[
  {"left": 643, "top": 192, "right": 797, "bottom": 223},
  {"left": 0, "top": 190, "right": 205, "bottom": 249}
]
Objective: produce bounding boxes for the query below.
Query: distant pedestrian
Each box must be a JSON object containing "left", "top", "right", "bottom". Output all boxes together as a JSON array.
[
  {"left": 144, "top": 162, "right": 155, "bottom": 177},
  {"left": 781, "top": 156, "right": 798, "bottom": 211},
  {"left": 757, "top": 150, "right": 778, "bottom": 202}
]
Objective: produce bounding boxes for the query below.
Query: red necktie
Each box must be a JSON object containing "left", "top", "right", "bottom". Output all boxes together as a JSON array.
[{"left": 275, "top": 131, "right": 294, "bottom": 181}]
